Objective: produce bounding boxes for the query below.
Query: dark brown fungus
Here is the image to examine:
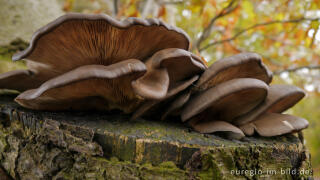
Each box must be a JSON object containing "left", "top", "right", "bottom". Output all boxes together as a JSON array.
[{"left": 234, "top": 84, "right": 305, "bottom": 126}]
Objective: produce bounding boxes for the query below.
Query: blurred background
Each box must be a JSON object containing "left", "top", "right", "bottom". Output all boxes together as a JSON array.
[{"left": 0, "top": 0, "right": 319, "bottom": 177}]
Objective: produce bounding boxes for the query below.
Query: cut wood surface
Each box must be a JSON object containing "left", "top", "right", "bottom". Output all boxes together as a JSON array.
[{"left": 0, "top": 93, "right": 313, "bottom": 179}]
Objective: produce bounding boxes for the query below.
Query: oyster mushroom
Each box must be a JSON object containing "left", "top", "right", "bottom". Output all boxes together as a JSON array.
[
  {"left": 194, "top": 52, "right": 273, "bottom": 91},
  {"left": 0, "top": 13, "right": 199, "bottom": 112},
  {"left": 2, "top": 13, "right": 189, "bottom": 91},
  {"left": 15, "top": 59, "right": 146, "bottom": 112},
  {"left": 236, "top": 84, "right": 307, "bottom": 137},
  {"left": 0, "top": 70, "right": 39, "bottom": 91},
  {"left": 181, "top": 78, "right": 269, "bottom": 135},
  {"left": 132, "top": 48, "right": 206, "bottom": 99},
  {"left": 234, "top": 84, "right": 305, "bottom": 126},
  {"left": 190, "top": 120, "right": 245, "bottom": 140},
  {"left": 131, "top": 48, "right": 206, "bottom": 119},
  {"left": 162, "top": 52, "right": 273, "bottom": 119},
  {"left": 239, "top": 113, "right": 308, "bottom": 137}
]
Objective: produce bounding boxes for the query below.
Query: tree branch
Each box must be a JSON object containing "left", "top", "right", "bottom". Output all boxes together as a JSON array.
[
  {"left": 200, "top": 17, "right": 320, "bottom": 52},
  {"left": 113, "top": 0, "right": 119, "bottom": 16},
  {"left": 194, "top": 0, "right": 239, "bottom": 50},
  {"left": 274, "top": 65, "right": 320, "bottom": 75}
]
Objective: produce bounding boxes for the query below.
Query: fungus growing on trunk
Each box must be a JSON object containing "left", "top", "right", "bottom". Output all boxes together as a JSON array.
[
  {"left": 190, "top": 120, "right": 245, "bottom": 140},
  {"left": 194, "top": 52, "right": 273, "bottom": 91},
  {"left": 236, "top": 85, "right": 308, "bottom": 137},
  {"left": 162, "top": 52, "right": 273, "bottom": 120},
  {"left": 180, "top": 78, "right": 268, "bottom": 137},
  {"left": 131, "top": 48, "right": 206, "bottom": 120},
  {"left": 0, "top": 13, "right": 309, "bottom": 139},
  {"left": 0, "top": 13, "right": 205, "bottom": 112},
  {"left": 240, "top": 113, "right": 308, "bottom": 137},
  {"left": 234, "top": 84, "right": 305, "bottom": 126}
]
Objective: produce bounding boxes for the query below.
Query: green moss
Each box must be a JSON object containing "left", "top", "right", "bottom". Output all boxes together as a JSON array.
[{"left": 158, "top": 161, "right": 178, "bottom": 169}]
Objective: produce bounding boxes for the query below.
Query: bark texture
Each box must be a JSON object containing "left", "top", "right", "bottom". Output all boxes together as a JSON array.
[{"left": 0, "top": 93, "right": 313, "bottom": 179}]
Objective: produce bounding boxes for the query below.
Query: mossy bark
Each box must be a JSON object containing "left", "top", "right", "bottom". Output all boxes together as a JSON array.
[{"left": 0, "top": 94, "right": 313, "bottom": 179}]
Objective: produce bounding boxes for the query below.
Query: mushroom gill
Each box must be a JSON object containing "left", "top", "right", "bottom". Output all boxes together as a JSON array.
[
  {"left": 0, "top": 13, "right": 190, "bottom": 93},
  {"left": 15, "top": 59, "right": 146, "bottom": 112},
  {"left": 0, "top": 13, "right": 199, "bottom": 113}
]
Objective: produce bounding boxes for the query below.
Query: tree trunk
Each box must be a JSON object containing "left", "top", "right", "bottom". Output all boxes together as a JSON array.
[{"left": 0, "top": 93, "right": 313, "bottom": 179}]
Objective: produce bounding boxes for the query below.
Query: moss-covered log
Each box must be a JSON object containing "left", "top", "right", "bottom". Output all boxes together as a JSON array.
[{"left": 0, "top": 93, "right": 313, "bottom": 179}]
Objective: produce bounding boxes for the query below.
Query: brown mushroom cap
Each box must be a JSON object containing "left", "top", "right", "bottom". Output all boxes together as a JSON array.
[
  {"left": 191, "top": 120, "right": 245, "bottom": 139},
  {"left": 181, "top": 78, "right": 269, "bottom": 122},
  {"left": 0, "top": 70, "right": 39, "bottom": 91},
  {"left": 15, "top": 59, "right": 146, "bottom": 112},
  {"left": 12, "top": 13, "right": 190, "bottom": 77},
  {"left": 2, "top": 13, "right": 190, "bottom": 92},
  {"left": 194, "top": 53, "right": 273, "bottom": 91},
  {"left": 234, "top": 84, "right": 305, "bottom": 126},
  {"left": 132, "top": 48, "right": 206, "bottom": 99},
  {"left": 131, "top": 75, "right": 199, "bottom": 120},
  {"left": 240, "top": 113, "right": 308, "bottom": 137},
  {"left": 161, "top": 90, "right": 191, "bottom": 120}
]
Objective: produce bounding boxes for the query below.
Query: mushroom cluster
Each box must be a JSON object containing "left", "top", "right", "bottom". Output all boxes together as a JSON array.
[{"left": 0, "top": 13, "right": 308, "bottom": 139}]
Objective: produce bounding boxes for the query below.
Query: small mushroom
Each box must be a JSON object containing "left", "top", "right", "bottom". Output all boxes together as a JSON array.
[
  {"left": 234, "top": 84, "right": 305, "bottom": 126},
  {"left": 181, "top": 78, "right": 269, "bottom": 123},
  {"left": 194, "top": 52, "right": 273, "bottom": 91},
  {"left": 191, "top": 120, "right": 245, "bottom": 140},
  {"left": 239, "top": 113, "right": 308, "bottom": 137},
  {"left": 0, "top": 70, "right": 39, "bottom": 91}
]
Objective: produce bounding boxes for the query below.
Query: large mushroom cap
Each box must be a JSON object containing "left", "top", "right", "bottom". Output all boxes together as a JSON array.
[
  {"left": 15, "top": 59, "right": 146, "bottom": 112},
  {"left": 130, "top": 49, "right": 206, "bottom": 120},
  {"left": 181, "top": 78, "right": 269, "bottom": 122},
  {"left": 11, "top": 13, "right": 190, "bottom": 85},
  {"left": 234, "top": 84, "right": 305, "bottom": 126},
  {"left": 132, "top": 48, "right": 206, "bottom": 99},
  {"left": 194, "top": 53, "right": 273, "bottom": 91},
  {"left": 239, "top": 113, "right": 308, "bottom": 137}
]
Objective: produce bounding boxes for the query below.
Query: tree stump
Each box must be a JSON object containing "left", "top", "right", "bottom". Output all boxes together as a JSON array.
[{"left": 0, "top": 93, "right": 313, "bottom": 179}]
